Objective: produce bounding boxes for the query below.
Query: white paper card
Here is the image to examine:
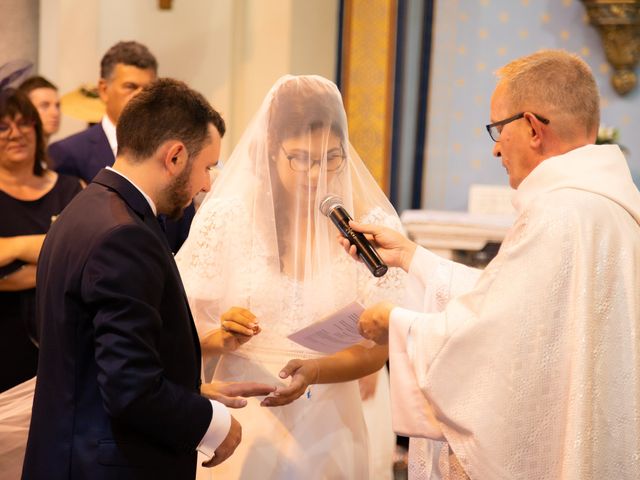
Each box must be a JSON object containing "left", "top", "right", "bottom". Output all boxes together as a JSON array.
[{"left": 287, "top": 301, "right": 369, "bottom": 354}]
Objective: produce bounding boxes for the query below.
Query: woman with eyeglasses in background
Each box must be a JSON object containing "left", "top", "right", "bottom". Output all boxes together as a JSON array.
[{"left": 0, "top": 87, "right": 82, "bottom": 478}]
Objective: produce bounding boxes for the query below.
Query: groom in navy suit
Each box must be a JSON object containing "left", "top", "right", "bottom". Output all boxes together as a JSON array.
[
  {"left": 23, "top": 79, "right": 273, "bottom": 480},
  {"left": 49, "top": 41, "right": 194, "bottom": 253}
]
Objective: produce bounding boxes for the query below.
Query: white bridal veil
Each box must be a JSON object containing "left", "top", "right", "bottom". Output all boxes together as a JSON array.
[
  {"left": 177, "top": 74, "right": 405, "bottom": 351},
  {"left": 176, "top": 74, "right": 406, "bottom": 480}
]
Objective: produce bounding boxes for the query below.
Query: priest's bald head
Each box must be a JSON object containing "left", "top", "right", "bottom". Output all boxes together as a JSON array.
[{"left": 487, "top": 50, "right": 599, "bottom": 189}]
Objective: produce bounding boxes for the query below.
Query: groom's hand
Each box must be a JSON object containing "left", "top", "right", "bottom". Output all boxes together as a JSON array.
[
  {"left": 202, "top": 415, "right": 242, "bottom": 468},
  {"left": 201, "top": 381, "right": 276, "bottom": 408}
]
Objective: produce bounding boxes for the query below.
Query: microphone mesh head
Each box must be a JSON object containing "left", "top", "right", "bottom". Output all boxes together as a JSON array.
[{"left": 319, "top": 194, "right": 343, "bottom": 216}]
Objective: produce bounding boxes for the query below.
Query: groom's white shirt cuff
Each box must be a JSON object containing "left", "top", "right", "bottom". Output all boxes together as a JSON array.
[{"left": 197, "top": 400, "right": 231, "bottom": 458}]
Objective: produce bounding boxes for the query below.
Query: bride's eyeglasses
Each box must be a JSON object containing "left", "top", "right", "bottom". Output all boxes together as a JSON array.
[{"left": 281, "top": 145, "right": 346, "bottom": 172}]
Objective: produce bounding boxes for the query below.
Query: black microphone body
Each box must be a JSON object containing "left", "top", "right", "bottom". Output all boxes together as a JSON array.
[{"left": 320, "top": 196, "right": 388, "bottom": 277}]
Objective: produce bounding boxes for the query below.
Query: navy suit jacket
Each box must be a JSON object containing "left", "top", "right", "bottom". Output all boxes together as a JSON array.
[
  {"left": 49, "top": 123, "right": 114, "bottom": 183},
  {"left": 23, "top": 169, "right": 212, "bottom": 480},
  {"left": 48, "top": 124, "right": 196, "bottom": 253}
]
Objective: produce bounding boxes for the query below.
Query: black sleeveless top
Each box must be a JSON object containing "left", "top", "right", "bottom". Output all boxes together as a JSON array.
[{"left": 0, "top": 174, "right": 82, "bottom": 392}]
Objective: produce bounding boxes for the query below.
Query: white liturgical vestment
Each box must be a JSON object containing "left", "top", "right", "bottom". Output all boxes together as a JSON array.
[{"left": 390, "top": 144, "right": 640, "bottom": 479}]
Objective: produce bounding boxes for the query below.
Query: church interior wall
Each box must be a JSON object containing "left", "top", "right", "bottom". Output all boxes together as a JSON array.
[{"left": 423, "top": 0, "right": 640, "bottom": 211}]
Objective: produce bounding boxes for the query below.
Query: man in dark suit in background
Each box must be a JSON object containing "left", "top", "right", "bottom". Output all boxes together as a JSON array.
[
  {"left": 49, "top": 40, "right": 195, "bottom": 252},
  {"left": 49, "top": 41, "right": 156, "bottom": 183},
  {"left": 23, "top": 78, "right": 274, "bottom": 480}
]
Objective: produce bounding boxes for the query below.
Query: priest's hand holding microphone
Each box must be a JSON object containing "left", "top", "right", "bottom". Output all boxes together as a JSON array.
[{"left": 320, "top": 195, "right": 419, "bottom": 344}]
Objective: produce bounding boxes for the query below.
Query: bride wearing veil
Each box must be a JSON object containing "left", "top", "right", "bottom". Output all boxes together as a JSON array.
[{"left": 176, "top": 75, "right": 405, "bottom": 479}]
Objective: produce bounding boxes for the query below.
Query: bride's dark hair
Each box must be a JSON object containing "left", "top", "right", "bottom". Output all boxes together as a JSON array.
[
  {"left": 267, "top": 79, "right": 347, "bottom": 159},
  {"left": 265, "top": 77, "right": 348, "bottom": 264}
]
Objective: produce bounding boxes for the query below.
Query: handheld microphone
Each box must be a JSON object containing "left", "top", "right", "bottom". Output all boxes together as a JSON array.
[{"left": 319, "top": 195, "right": 388, "bottom": 277}]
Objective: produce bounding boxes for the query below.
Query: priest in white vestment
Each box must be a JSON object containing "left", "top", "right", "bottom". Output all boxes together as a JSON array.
[{"left": 344, "top": 50, "right": 640, "bottom": 479}]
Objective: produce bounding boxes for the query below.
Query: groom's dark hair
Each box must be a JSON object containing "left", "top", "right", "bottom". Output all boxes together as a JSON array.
[{"left": 117, "top": 78, "right": 225, "bottom": 162}]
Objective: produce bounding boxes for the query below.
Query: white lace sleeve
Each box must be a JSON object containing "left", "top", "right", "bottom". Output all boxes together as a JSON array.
[
  {"left": 407, "top": 246, "right": 482, "bottom": 313},
  {"left": 175, "top": 197, "right": 248, "bottom": 335}
]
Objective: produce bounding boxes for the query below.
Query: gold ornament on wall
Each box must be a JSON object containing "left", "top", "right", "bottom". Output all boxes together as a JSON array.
[{"left": 580, "top": 0, "right": 640, "bottom": 95}]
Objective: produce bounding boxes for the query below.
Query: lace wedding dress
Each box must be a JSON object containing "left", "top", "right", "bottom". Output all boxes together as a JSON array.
[
  {"left": 178, "top": 199, "right": 405, "bottom": 480},
  {"left": 177, "top": 74, "right": 407, "bottom": 479}
]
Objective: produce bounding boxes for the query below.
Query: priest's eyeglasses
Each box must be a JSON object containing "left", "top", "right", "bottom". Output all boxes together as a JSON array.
[
  {"left": 281, "top": 145, "right": 346, "bottom": 172},
  {"left": 0, "top": 118, "right": 36, "bottom": 139},
  {"left": 485, "top": 112, "right": 549, "bottom": 142}
]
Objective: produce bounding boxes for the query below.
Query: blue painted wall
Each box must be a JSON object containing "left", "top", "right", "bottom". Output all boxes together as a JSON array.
[{"left": 423, "top": 0, "right": 640, "bottom": 210}]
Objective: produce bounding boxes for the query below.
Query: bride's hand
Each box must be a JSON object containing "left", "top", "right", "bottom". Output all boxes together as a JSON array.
[
  {"left": 220, "top": 306, "right": 261, "bottom": 350},
  {"left": 260, "top": 359, "right": 319, "bottom": 407},
  {"left": 201, "top": 307, "right": 261, "bottom": 353}
]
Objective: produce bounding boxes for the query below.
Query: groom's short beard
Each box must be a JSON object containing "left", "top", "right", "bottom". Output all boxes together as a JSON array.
[{"left": 163, "top": 161, "right": 193, "bottom": 220}]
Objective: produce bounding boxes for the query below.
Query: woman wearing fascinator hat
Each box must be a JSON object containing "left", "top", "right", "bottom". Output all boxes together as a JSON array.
[
  {"left": 0, "top": 61, "right": 83, "bottom": 478},
  {"left": 176, "top": 75, "right": 406, "bottom": 479}
]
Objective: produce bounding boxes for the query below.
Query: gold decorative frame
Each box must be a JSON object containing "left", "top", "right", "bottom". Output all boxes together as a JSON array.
[
  {"left": 581, "top": 0, "right": 640, "bottom": 95},
  {"left": 340, "top": 0, "right": 398, "bottom": 193}
]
